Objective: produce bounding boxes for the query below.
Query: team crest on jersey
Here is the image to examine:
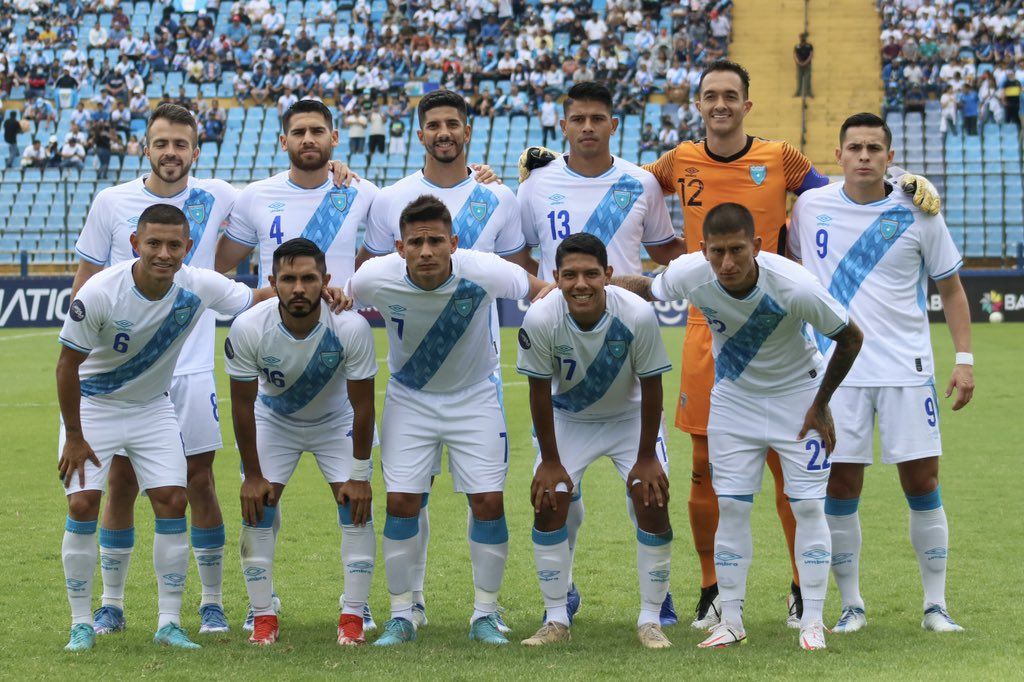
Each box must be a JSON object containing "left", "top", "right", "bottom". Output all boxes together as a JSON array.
[
  {"left": 320, "top": 350, "right": 341, "bottom": 369},
  {"left": 185, "top": 203, "right": 206, "bottom": 224},
  {"left": 454, "top": 298, "right": 473, "bottom": 317},
  {"left": 607, "top": 338, "right": 627, "bottom": 358},
  {"left": 749, "top": 165, "right": 767, "bottom": 185},
  {"left": 330, "top": 190, "right": 349, "bottom": 212},
  {"left": 173, "top": 306, "right": 193, "bottom": 326},
  {"left": 758, "top": 312, "right": 782, "bottom": 326},
  {"left": 880, "top": 218, "right": 899, "bottom": 240},
  {"left": 612, "top": 190, "right": 633, "bottom": 209},
  {"left": 470, "top": 201, "right": 487, "bottom": 221}
]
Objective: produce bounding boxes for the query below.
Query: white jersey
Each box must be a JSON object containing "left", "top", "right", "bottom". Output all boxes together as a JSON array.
[
  {"left": 59, "top": 260, "right": 253, "bottom": 404},
  {"left": 224, "top": 299, "right": 377, "bottom": 424},
  {"left": 651, "top": 251, "right": 848, "bottom": 397},
  {"left": 518, "top": 155, "right": 675, "bottom": 281},
  {"left": 790, "top": 183, "right": 963, "bottom": 387},
  {"left": 225, "top": 171, "right": 378, "bottom": 287},
  {"left": 361, "top": 170, "right": 525, "bottom": 257},
  {"left": 75, "top": 175, "right": 239, "bottom": 375},
  {"left": 516, "top": 285, "right": 672, "bottom": 422},
  {"left": 347, "top": 249, "right": 529, "bottom": 393}
]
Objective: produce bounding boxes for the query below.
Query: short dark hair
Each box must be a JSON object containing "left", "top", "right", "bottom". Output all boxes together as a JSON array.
[
  {"left": 272, "top": 237, "right": 327, "bottom": 276},
  {"left": 417, "top": 89, "right": 468, "bottom": 127},
  {"left": 555, "top": 233, "right": 608, "bottom": 270},
  {"left": 146, "top": 103, "right": 198, "bottom": 146},
  {"left": 281, "top": 99, "right": 334, "bottom": 133},
  {"left": 839, "top": 112, "right": 893, "bottom": 149},
  {"left": 702, "top": 202, "right": 755, "bottom": 241},
  {"left": 563, "top": 81, "right": 613, "bottom": 115},
  {"left": 399, "top": 195, "right": 452, "bottom": 236},
  {"left": 137, "top": 203, "right": 190, "bottom": 236},
  {"left": 698, "top": 60, "right": 751, "bottom": 99}
]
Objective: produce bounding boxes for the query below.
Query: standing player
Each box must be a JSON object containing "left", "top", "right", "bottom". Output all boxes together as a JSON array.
[
  {"left": 617, "top": 202, "right": 864, "bottom": 650},
  {"left": 517, "top": 234, "right": 674, "bottom": 649},
  {"left": 790, "top": 113, "right": 974, "bottom": 633},
  {"left": 347, "top": 195, "right": 548, "bottom": 647},
  {"left": 225, "top": 239, "right": 379, "bottom": 647},
  {"left": 516, "top": 81, "right": 685, "bottom": 625},
  {"left": 57, "top": 204, "right": 255, "bottom": 651}
]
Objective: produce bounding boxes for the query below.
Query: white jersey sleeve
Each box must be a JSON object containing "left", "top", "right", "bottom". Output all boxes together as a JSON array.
[
  {"left": 492, "top": 187, "right": 527, "bottom": 256},
  {"left": 465, "top": 249, "right": 530, "bottom": 300},
  {"left": 223, "top": 316, "right": 260, "bottom": 381},
  {"left": 629, "top": 295, "right": 673, "bottom": 376},
  {"left": 784, "top": 266, "right": 849, "bottom": 338},
  {"left": 76, "top": 191, "right": 115, "bottom": 265},
  {"left": 517, "top": 178, "right": 541, "bottom": 248},
  {"left": 363, "top": 191, "right": 396, "bottom": 255},
  {"left": 59, "top": 281, "right": 112, "bottom": 353},
  {"left": 223, "top": 189, "right": 260, "bottom": 247},
  {"left": 919, "top": 211, "right": 963, "bottom": 280},
  {"left": 650, "top": 252, "right": 705, "bottom": 302},
  {"left": 339, "top": 311, "right": 378, "bottom": 381},
  {"left": 788, "top": 193, "right": 806, "bottom": 261},
  {"left": 515, "top": 302, "right": 556, "bottom": 378},
  {"left": 187, "top": 268, "right": 254, "bottom": 318},
  {"left": 639, "top": 172, "right": 675, "bottom": 246}
]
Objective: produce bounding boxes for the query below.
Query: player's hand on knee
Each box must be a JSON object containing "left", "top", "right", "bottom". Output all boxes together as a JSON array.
[
  {"left": 322, "top": 287, "right": 352, "bottom": 313},
  {"left": 517, "top": 146, "right": 557, "bottom": 183},
  {"left": 338, "top": 480, "right": 373, "bottom": 526},
  {"left": 628, "top": 457, "right": 669, "bottom": 508},
  {"left": 799, "top": 401, "right": 836, "bottom": 454},
  {"left": 59, "top": 435, "right": 100, "bottom": 489},
  {"left": 327, "top": 160, "right": 360, "bottom": 187},
  {"left": 469, "top": 163, "right": 502, "bottom": 185},
  {"left": 531, "top": 461, "right": 573, "bottom": 513},
  {"left": 946, "top": 364, "right": 975, "bottom": 410},
  {"left": 240, "top": 475, "right": 274, "bottom": 527}
]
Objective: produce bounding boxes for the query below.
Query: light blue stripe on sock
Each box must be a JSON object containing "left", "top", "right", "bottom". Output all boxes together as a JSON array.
[
  {"left": 99, "top": 526, "right": 134, "bottom": 548},
  {"left": 154, "top": 517, "right": 187, "bottom": 535},
  {"left": 532, "top": 525, "right": 568, "bottom": 546},
  {"left": 470, "top": 515, "right": 509, "bottom": 544},
  {"left": 65, "top": 517, "right": 97, "bottom": 535},
  {"left": 384, "top": 513, "right": 419, "bottom": 540},
  {"left": 720, "top": 494, "right": 754, "bottom": 503},
  {"left": 637, "top": 528, "right": 673, "bottom": 547},
  {"left": 825, "top": 496, "right": 860, "bottom": 516},
  {"left": 338, "top": 503, "right": 353, "bottom": 526},
  {"left": 191, "top": 524, "right": 225, "bottom": 548},
  {"left": 420, "top": 492, "right": 430, "bottom": 508},
  {"left": 244, "top": 505, "right": 277, "bottom": 529},
  {"left": 906, "top": 486, "right": 942, "bottom": 511}
]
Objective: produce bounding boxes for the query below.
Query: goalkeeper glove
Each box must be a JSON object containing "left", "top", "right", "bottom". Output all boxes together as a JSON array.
[
  {"left": 517, "top": 146, "right": 558, "bottom": 183},
  {"left": 899, "top": 173, "right": 941, "bottom": 215}
]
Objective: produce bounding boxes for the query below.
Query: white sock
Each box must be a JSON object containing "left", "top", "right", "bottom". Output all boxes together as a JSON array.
[
  {"left": 99, "top": 526, "right": 133, "bottom": 610},
  {"left": 907, "top": 488, "right": 948, "bottom": 609},
  {"left": 566, "top": 489, "right": 584, "bottom": 585},
  {"left": 63, "top": 517, "right": 98, "bottom": 626},
  {"left": 191, "top": 524, "right": 225, "bottom": 607},
  {"left": 411, "top": 493, "right": 429, "bottom": 606},
  {"left": 825, "top": 496, "right": 864, "bottom": 609},
  {"left": 240, "top": 506, "right": 277, "bottom": 617},
  {"left": 469, "top": 515, "right": 508, "bottom": 622},
  {"left": 153, "top": 517, "right": 189, "bottom": 629},
  {"left": 636, "top": 527, "right": 672, "bottom": 627},
  {"left": 790, "top": 498, "right": 831, "bottom": 627},
  {"left": 715, "top": 496, "right": 753, "bottom": 628},
  {"left": 339, "top": 503, "right": 375, "bottom": 617},
  {"left": 383, "top": 513, "right": 419, "bottom": 621},
  {"left": 532, "top": 525, "right": 570, "bottom": 626}
]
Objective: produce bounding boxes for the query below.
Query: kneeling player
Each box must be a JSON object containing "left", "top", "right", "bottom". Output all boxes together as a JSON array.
[
  {"left": 225, "top": 239, "right": 378, "bottom": 646},
  {"left": 517, "top": 234, "right": 674, "bottom": 649},
  {"left": 618, "top": 203, "right": 863, "bottom": 650}
]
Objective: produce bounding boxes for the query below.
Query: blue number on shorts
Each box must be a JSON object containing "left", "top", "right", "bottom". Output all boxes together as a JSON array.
[
  {"left": 499, "top": 431, "right": 508, "bottom": 463},
  {"left": 560, "top": 357, "right": 577, "bottom": 381},
  {"left": 260, "top": 367, "right": 285, "bottom": 387},
  {"left": 393, "top": 317, "right": 404, "bottom": 340},
  {"left": 655, "top": 436, "right": 667, "bottom": 463},
  {"left": 806, "top": 439, "right": 830, "bottom": 471},
  {"left": 815, "top": 229, "right": 828, "bottom": 258},
  {"left": 547, "top": 210, "right": 571, "bottom": 239},
  {"left": 269, "top": 215, "right": 283, "bottom": 245},
  {"left": 925, "top": 396, "right": 937, "bottom": 427},
  {"left": 210, "top": 392, "right": 219, "bottom": 422},
  {"left": 112, "top": 332, "right": 130, "bottom": 353}
]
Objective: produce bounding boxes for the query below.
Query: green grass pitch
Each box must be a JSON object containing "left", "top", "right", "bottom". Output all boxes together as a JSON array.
[{"left": 1, "top": 324, "right": 1021, "bottom": 680}]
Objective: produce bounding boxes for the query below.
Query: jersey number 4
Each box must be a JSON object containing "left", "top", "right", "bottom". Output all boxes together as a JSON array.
[{"left": 269, "top": 216, "right": 284, "bottom": 245}]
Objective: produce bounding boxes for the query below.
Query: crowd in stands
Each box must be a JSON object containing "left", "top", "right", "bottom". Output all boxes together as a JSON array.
[{"left": 879, "top": 0, "right": 1023, "bottom": 134}]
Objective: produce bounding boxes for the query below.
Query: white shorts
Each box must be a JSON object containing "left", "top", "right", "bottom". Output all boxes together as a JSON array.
[
  {"left": 830, "top": 385, "right": 943, "bottom": 465},
  {"left": 431, "top": 367, "right": 504, "bottom": 478},
  {"left": 382, "top": 376, "right": 509, "bottom": 495},
  {"left": 59, "top": 395, "right": 187, "bottom": 495},
  {"left": 169, "top": 371, "right": 223, "bottom": 456},
  {"left": 255, "top": 409, "right": 370, "bottom": 485},
  {"left": 707, "top": 387, "right": 829, "bottom": 500},
  {"left": 534, "top": 415, "right": 669, "bottom": 492}
]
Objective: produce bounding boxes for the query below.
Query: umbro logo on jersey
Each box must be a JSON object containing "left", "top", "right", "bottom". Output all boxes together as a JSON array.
[
  {"left": 114, "top": 319, "right": 134, "bottom": 331},
  {"left": 185, "top": 203, "right": 206, "bottom": 224},
  {"left": 268, "top": 201, "right": 286, "bottom": 213},
  {"left": 554, "top": 344, "right": 574, "bottom": 356},
  {"left": 320, "top": 350, "right": 341, "bottom": 369},
  {"left": 606, "top": 339, "right": 627, "bottom": 358},
  {"left": 815, "top": 214, "right": 832, "bottom": 224},
  {"left": 749, "top": 165, "right": 767, "bottom": 185},
  {"left": 547, "top": 193, "right": 566, "bottom": 206},
  {"left": 262, "top": 355, "right": 281, "bottom": 366},
  {"left": 127, "top": 216, "right": 139, "bottom": 225},
  {"left": 880, "top": 218, "right": 899, "bottom": 240},
  {"left": 685, "top": 167, "right": 700, "bottom": 175},
  {"left": 388, "top": 304, "right": 406, "bottom": 315}
]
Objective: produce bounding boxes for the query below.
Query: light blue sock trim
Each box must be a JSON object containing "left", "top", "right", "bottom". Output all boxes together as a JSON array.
[
  {"left": 99, "top": 526, "right": 134, "bottom": 548},
  {"left": 470, "top": 515, "right": 509, "bottom": 544},
  {"left": 384, "top": 513, "right": 420, "bottom": 540},
  {"left": 637, "top": 528, "right": 673, "bottom": 547},
  {"left": 825, "top": 496, "right": 860, "bottom": 516},
  {"left": 338, "top": 503, "right": 353, "bottom": 526},
  {"left": 154, "top": 517, "right": 187, "bottom": 535},
  {"left": 532, "top": 525, "right": 568, "bottom": 546},
  {"left": 720, "top": 494, "right": 754, "bottom": 503},
  {"left": 65, "top": 517, "right": 97, "bottom": 535},
  {"left": 243, "top": 505, "right": 277, "bottom": 529},
  {"left": 906, "top": 486, "right": 942, "bottom": 511},
  {"left": 190, "top": 524, "right": 225, "bottom": 548},
  {"left": 420, "top": 492, "right": 430, "bottom": 509}
]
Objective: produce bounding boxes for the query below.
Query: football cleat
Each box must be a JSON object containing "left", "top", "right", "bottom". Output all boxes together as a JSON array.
[
  {"left": 340, "top": 593, "right": 376, "bottom": 632},
  {"left": 65, "top": 623, "right": 96, "bottom": 652},
  {"left": 521, "top": 621, "right": 570, "bottom": 647},
  {"left": 154, "top": 623, "right": 201, "bottom": 649},
  {"left": 698, "top": 622, "right": 747, "bottom": 649},
  {"left": 469, "top": 613, "right": 509, "bottom": 645},
  {"left": 542, "top": 583, "right": 581, "bottom": 625},
  {"left": 922, "top": 604, "right": 964, "bottom": 632},
  {"left": 786, "top": 583, "right": 803, "bottom": 629},
  {"left": 660, "top": 591, "right": 679, "bottom": 627},
  {"left": 373, "top": 617, "right": 416, "bottom": 646},
  {"left": 92, "top": 605, "right": 126, "bottom": 635},
  {"left": 243, "top": 593, "right": 281, "bottom": 632},
  {"left": 248, "top": 615, "right": 279, "bottom": 645},
  {"left": 337, "top": 613, "right": 365, "bottom": 646},
  {"left": 637, "top": 623, "right": 672, "bottom": 649},
  {"left": 198, "top": 603, "right": 229, "bottom": 633},
  {"left": 411, "top": 602, "right": 428, "bottom": 629},
  {"left": 833, "top": 606, "right": 867, "bottom": 633},
  {"left": 799, "top": 621, "right": 828, "bottom": 650},
  {"left": 494, "top": 606, "right": 511, "bottom": 634},
  {"left": 691, "top": 584, "right": 721, "bottom": 630}
]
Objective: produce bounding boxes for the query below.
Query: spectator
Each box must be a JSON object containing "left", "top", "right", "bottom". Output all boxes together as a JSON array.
[
  {"left": 64, "top": 122, "right": 88, "bottom": 147},
  {"left": 88, "top": 22, "right": 108, "bottom": 48},
  {"left": 21, "top": 138, "right": 46, "bottom": 169},
  {"left": 130, "top": 88, "right": 149, "bottom": 119},
  {"left": 538, "top": 92, "right": 558, "bottom": 146},
  {"left": 90, "top": 123, "right": 112, "bottom": 179},
  {"left": 658, "top": 116, "right": 679, "bottom": 152},
  {"left": 261, "top": 4, "right": 285, "bottom": 35},
  {"left": 25, "top": 96, "right": 57, "bottom": 132},
  {"left": 388, "top": 114, "right": 406, "bottom": 156},
  {"left": 4, "top": 110, "right": 21, "bottom": 168},
  {"left": 200, "top": 113, "right": 225, "bottom": 148},
  {"left": 639, "top": 121, "right": 657, "bottom": 152},
  {"left": 111, "top": 99, "right": 132, "bottom": 134},
  {"left": 1003, "top": 72, "right": 1021, "bottom": 132},
  {"left": 45, "top": 135, "right": 62, "bottom": 168},
  {"left": 367, "top": 102, "right": 387, "bottom": 157},
  {"left": 277, "top": 86, "right": 298, "bottom": 118},
  {"left": 69, "top": 102, "right": 90, "bottom": 129},
  {"left": 344, "top": 107, "right": 368, "bottom": 154},
  {"left": 125, "top": 133, "right": 142, "bottom": 158},
  {"left": 793, "top": 32, "right": 813, "bottom": 97},
  {"left": 939, "top": 85, "right": 959, "bottom": 137},
  {"left": 60, "top": 135, "right": 87, "bottom": 170},
  {"left": 960, "top": 83, "right": 979, "bottom": 135}
]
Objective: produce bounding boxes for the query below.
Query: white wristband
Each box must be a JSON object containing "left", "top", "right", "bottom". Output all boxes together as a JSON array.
[
  {"left": 350, "top": 458, "right": 372, "bottom": 482},
  {"left": 955, "top": 352, "right": 974, "bottom": 366}
]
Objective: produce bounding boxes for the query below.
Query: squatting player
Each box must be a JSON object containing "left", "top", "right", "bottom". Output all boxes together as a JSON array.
[
  {"left": 517, "top": 234, "right": 674, "bottom": 649},
  {"left": 225, "top": 239, "right": 378, "bottom": 646},
  {"left": 347, "top": 195, "right": 548, "bottom": 646},
  {"left": 790, "top": 112, "right": 974, "bottom": 634},
  {"left": 617, "top": 202, "right": 863, "bottom": 651}
]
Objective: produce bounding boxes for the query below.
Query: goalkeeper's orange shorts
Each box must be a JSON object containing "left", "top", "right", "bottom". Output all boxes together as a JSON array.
[{"left": 674, "top": 315, "right": 713, "bottom": 436}]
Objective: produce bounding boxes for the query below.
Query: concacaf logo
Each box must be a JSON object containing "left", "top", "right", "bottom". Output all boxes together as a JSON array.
[{"left": 980, "top": 290, "right": 1003, "bottom": 314}]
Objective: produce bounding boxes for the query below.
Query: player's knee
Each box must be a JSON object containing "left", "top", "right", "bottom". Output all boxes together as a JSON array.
[
  {"left": 789, "top": 497, "right": 826, "bottom": 523},
  {"left": 386, "top": 492, "right": 423, "bottom": 518},
  {"left": 67, "top": 492, "right": 101, "bottom": 521},
  {"left": 826, "top": 463, "right": 865, "bottom": 499},
  {"left": 148, "top": 486, "right": 188, "bottom": 517},
  {"left": 186, "top": 461, "right": 216, "bottom": 500},
  {"left": 898, "top": 458, "right": 939, "bottom": 497},
  {"left": 106, "top": 459, "right": 140, "bottom": 498},
  {"left": 633, "top": 501, "right": 671, "bottom": 535},
  {"left": 468, "top": 491, "right": 504, "bottom": 520},
  {"left": 533, "top": 499, "right": 570, "bottom": 532}
]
